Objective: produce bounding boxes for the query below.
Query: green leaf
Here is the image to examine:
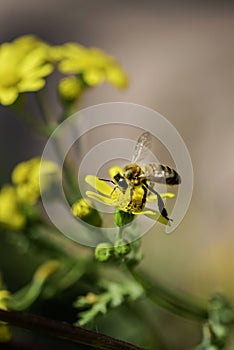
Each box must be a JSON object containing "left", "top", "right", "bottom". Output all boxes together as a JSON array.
[{"left": 74, "top": 279, "right": 144, "bottom": 326}]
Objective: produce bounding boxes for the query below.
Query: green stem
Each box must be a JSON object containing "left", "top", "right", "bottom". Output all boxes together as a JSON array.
[
  {"left": 14, "top": 107, "right": 50, "bottom": 137},
  {"left": 35, "top": 91, "right": 57, "bottom": 124},
  {"left": 59, "top": 99, "right": 81, "bottom": 122},
  {"left": 127, "top": 302, "right": 169, "bottom": 350},
  {"left": 11, "top": 93, "right": 57, "bottom": 137},
  {"left": 0, "top": 309, "right": 144, "bottom": 350},
  {"left": 116, "top": 226, "right": 124, "bottom": 240},
  {"left": 52, "top": 135, "right": 81, "bottom": 203}
]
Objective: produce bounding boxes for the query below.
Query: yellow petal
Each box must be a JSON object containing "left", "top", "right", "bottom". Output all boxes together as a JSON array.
[
  {"left": 13, "top": 35, "right": 39, "bottom": 47},
  {"left": 108, "top": 166, "right": 123, "bottom": 180},
  {"left": 146, "top": 192, "right": 175, "bottom": 202},
  {"left": 106, "top": 65, "right": 128, "bottom": 89},
  {"left": 20, "top": 47, "right": 48, "bottom": 72},
  {"left": 83, "top": 68, "right": 105, "bottom": 86},
  {"left": 25, "top": 63, "right": 53, "bottom": 80},
  {"left": 0, "top": 322, "right": 12, "bottom": 342},
  {"left": 0, "top": 87, "right": 18, "bottom": 105},
  {"left": 86, "top": 191, "right": 114, "bottom": 206},
  {"left": 18, "top": 79, "right": 45, "bottom": 92},
  {"left": 139, "top": 208, "right": 170, "bottom": 225},
  {"left": 85, "top": 175, "right": 113, "bottom": 196}
]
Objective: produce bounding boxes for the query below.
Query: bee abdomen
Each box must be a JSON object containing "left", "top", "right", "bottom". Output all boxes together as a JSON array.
[{"left": 144, "top": 163, "right": 181, "bottom": 185}]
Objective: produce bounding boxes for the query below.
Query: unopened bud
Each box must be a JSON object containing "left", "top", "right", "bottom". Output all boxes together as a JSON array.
[{"left": 95, "top": 242, "right": 113, "bottom": 262}]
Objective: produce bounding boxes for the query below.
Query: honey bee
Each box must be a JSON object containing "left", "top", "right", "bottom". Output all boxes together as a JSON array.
[{"left": 100, "top": 132, "right": 181, "bottom": 221}]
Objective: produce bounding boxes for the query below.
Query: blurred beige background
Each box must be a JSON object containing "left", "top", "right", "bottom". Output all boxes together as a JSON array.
[{"left": 1, "top": 1, "right": 234, "bottom": 346}]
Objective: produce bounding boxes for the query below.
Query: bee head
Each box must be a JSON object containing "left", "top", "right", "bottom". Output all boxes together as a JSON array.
[
  {"left": 109, "top": 166, "right": 128, "bottom": 192},
  {"left": 113, "top": 173, "right": 128, "bottom": 192},
  {"left": 123, "top": 164, "right": 142, "bottom": 180}
]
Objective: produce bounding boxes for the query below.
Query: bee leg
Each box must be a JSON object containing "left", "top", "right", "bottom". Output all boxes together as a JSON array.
[
  {"left": 129, "top": 186, "right": 134, "bottom": 204},
  {"left": 141, "top": 185, "right": 148, "bottom": 210},
  {"left": 111, "top": 186, "right": 119, "bottom": 196},
  {"left": 145, "top": 183, "right": 172, "bottom": 221}
]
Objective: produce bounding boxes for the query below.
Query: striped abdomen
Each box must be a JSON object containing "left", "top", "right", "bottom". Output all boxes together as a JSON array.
[{"left": 143, "top": 163, "right": 181, "bottom": 185}]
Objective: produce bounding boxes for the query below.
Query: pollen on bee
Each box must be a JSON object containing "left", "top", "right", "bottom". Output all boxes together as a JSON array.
[{"left": 113, "top": 185, "right": 147, "bottom": 213}]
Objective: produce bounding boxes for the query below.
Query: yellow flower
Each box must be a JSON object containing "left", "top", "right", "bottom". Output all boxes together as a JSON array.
[
  {"left": 72, "top": 198, "right": 93, "bottom": 219},
  {"left": 12, "top": 157, "right": 59, "bottom": 205},
  {"left": 106, "top": 64, "right": 128, "bottom": 89},
  {"left": 13, "top": 35, "right": 48, "bottom": 55},
  {"left": 0, "top": 185, "right": 26, "bottom": 230},
  {"left": 0, "top": 290, "right": 11, "bottom": 342},
  {"left": 85, "top": 166, "right": 175, "bottom": 225},
  {"left": 0, "top": 35, "right": 53, "bottom": 106},
  {"left": 72, "top": 198, "right": 102, "bottom": 227},
  {"left": 48, "top": 45, "right": 65, "bottom": 62},
  {"left": 0, "top": 157, "right": 58, "bottom": 231},
  {"left": 57, "top": 43, "right": 128, "bottom": 89},
  {"left": 0, "top": 290, "right": 11, "bottom": 311}
]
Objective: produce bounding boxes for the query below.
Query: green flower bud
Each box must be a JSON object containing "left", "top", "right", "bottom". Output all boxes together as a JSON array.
[
  {"left": 114, "top": 210, "right": 135, "bottom": 227},
  {"left": 95, "top": 243, "right": 113, "bottom": 262},
  {"left": 114, "top": 239, "right": 131, "bottom": 256},
  {"left": 58, "top": 76, "right": 83, "bottom": 103}
]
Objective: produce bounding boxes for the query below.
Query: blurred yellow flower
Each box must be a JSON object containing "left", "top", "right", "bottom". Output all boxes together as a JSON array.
[
  {"left": 0, "top": 35, "right": 53, "bottom": 106},
  {"left": 72, "top": 198, "right": 93, "bottom": 219},
  {"left": 85, "top": 166, "right": 174, "bottom": 225},
  {"left": 72, "top": 198, "right": 102, "bottom": 227},
  {"left": 12, "top": 157, "right": 59, "bottom": 205},
  {"left": 48, "top": 45, "right": 64, "bottom": 62},
  {"left": 0, "top": 158, "right": 58, "bottom": 231},
  {"left": 0, "top": 290, "right": 11, "bottom": 342},
  {"left": 0, "top": 291, "right": 10, "bottom": 310},
  {"left": 57, "top": 43, "right": 128, "bottom": 89},
  {"left": 106, "top": 65, "right": 129, "bottom": 89},
  {"left": 0, "top": 185, "right": 26, "bottom": 230},
  {"left": 13, "top": 35, "right": 48, "bottom": 55}
]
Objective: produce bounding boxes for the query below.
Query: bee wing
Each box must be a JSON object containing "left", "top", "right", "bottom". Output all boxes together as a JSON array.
[{"left": 131, "top": 131, "right": 152, "bottom": 163}]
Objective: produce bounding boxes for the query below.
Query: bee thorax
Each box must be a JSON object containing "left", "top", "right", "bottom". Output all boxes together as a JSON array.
[{"left": 123, "top": 163, "right": 143, "bottom": 181}]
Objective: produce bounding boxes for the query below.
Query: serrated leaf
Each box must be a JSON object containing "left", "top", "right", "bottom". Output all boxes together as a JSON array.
[{"left": 74, "top": 278, "right": 144, "bottom": 326}]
